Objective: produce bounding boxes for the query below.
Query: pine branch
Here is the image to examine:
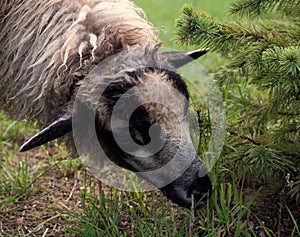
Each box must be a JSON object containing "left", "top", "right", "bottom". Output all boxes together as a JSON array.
[
  {"left": 176, "top": 6, "right": 300, "bottom": 114},
  {"left": 259, "top": 46, "right": 300, "bottom": 112},
  {"left": 227, "top": 127, "right": 261, "bottom": 145},
  {"left": 176, "top": 6, "right": 264, "bottom": 54},
  {"left": 176, "top": 0, "right": 300, "bottom": 202},
  {"left": 175, "top": 6, "right": 297, "bottom": 56},
  {"left": 229, "top": 0, "right": 300, "bottom": 17}
]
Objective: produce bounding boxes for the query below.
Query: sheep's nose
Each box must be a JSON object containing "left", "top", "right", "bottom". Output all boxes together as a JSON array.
[{"left": 191, "top": 190, "right": 209, "bottom": 208}]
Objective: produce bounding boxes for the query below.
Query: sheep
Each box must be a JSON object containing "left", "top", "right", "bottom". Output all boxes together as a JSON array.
[{"left": 0, "top": 0, "right": 211, "bottom": 209}]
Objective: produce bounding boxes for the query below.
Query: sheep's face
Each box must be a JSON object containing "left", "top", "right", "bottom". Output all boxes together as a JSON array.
[
  {"left": 19, "top": 47, "right": 211, "bottom": 209},
  {"left": 85, "top": 68, "right": 212, "bottom": 208}
]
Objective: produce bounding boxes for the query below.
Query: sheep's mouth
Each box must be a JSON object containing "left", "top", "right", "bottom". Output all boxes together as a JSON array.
[{"left": 160, "top": 173, "right": 212, "bottom": 209}]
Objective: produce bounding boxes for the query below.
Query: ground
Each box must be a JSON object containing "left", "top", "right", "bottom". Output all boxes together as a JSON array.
[{"left": 0, "top": 142, "right": 299, "bottom": 237}]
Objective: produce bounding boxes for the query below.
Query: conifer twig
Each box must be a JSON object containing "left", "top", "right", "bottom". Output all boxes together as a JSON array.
[{"left": 227, "top": 128, "right": 261, "bottom": 145}]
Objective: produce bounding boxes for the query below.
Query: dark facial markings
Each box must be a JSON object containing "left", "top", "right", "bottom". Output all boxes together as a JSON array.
[
  {"left": 97, "top": 67, "right": 189, "bottom": 164},
  {"left": 129, "top": 105, "right": 152, "bottom": 146}
]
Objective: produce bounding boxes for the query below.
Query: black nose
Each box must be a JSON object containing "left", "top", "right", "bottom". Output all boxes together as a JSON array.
[
  {"left": 189, "top": 175, "right": 212, "bottom": 208},
  {"left": 191, "top": 189, "right": 210, "bottom": 208},
  {"left": 160, "top": 174, "right": 212, "bottom": 209}
]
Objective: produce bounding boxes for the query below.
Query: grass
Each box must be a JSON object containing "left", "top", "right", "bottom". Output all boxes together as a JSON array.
[
  {"left": 1, "top": 1, "right": 299, "bottom": 236},
  {"left": 2, "top": 112, "right": 297, "bottom": 236},
  {"left": 134, "top": 0, "right": 234, "bottom": 47}
]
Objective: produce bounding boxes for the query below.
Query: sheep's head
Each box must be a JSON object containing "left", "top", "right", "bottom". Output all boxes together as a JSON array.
[{"left": 19, "top": 46, "right": 212, "bottom": 209}]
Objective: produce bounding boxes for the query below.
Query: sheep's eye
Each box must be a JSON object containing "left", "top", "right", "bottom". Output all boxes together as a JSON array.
[
  {"left": 130, "top": 128, "right": 147, "bottom": 145},
  {"left": 129, "top": 106, "right": 152, "bottom": 146},
  {"left": 129, "top": 122, "right": 152, "bottom": 146}
]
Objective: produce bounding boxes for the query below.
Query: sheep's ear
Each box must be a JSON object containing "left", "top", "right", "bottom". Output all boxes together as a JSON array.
[
  {"left": 160, "top": 48, "right": 209, "bottom": 68},
  {"left": 19, "top": 115, "right": 72, "bottom": 152}
]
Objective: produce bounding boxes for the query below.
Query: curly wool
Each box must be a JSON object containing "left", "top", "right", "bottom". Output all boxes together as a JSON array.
[{"left": 0, "top": 0, "right": 157, "bottom": 124}]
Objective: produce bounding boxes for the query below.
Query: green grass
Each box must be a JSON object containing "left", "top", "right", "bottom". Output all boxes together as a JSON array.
[
  {"left": 0, "top": 111, "right": 285, "bottom": 236},
  {"left": 55, "top": 171, "right": 270, "bottom": 237},
  {"left": 134, "top": 0, "right": 234, "bottom": 47},
  {"left": 1, "top": 1, "right": 299, "bottom": 236}
]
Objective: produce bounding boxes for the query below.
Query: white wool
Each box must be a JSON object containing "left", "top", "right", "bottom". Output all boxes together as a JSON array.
[{"left": 0, "top": 0, "right": 157, "bottom": 124}]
